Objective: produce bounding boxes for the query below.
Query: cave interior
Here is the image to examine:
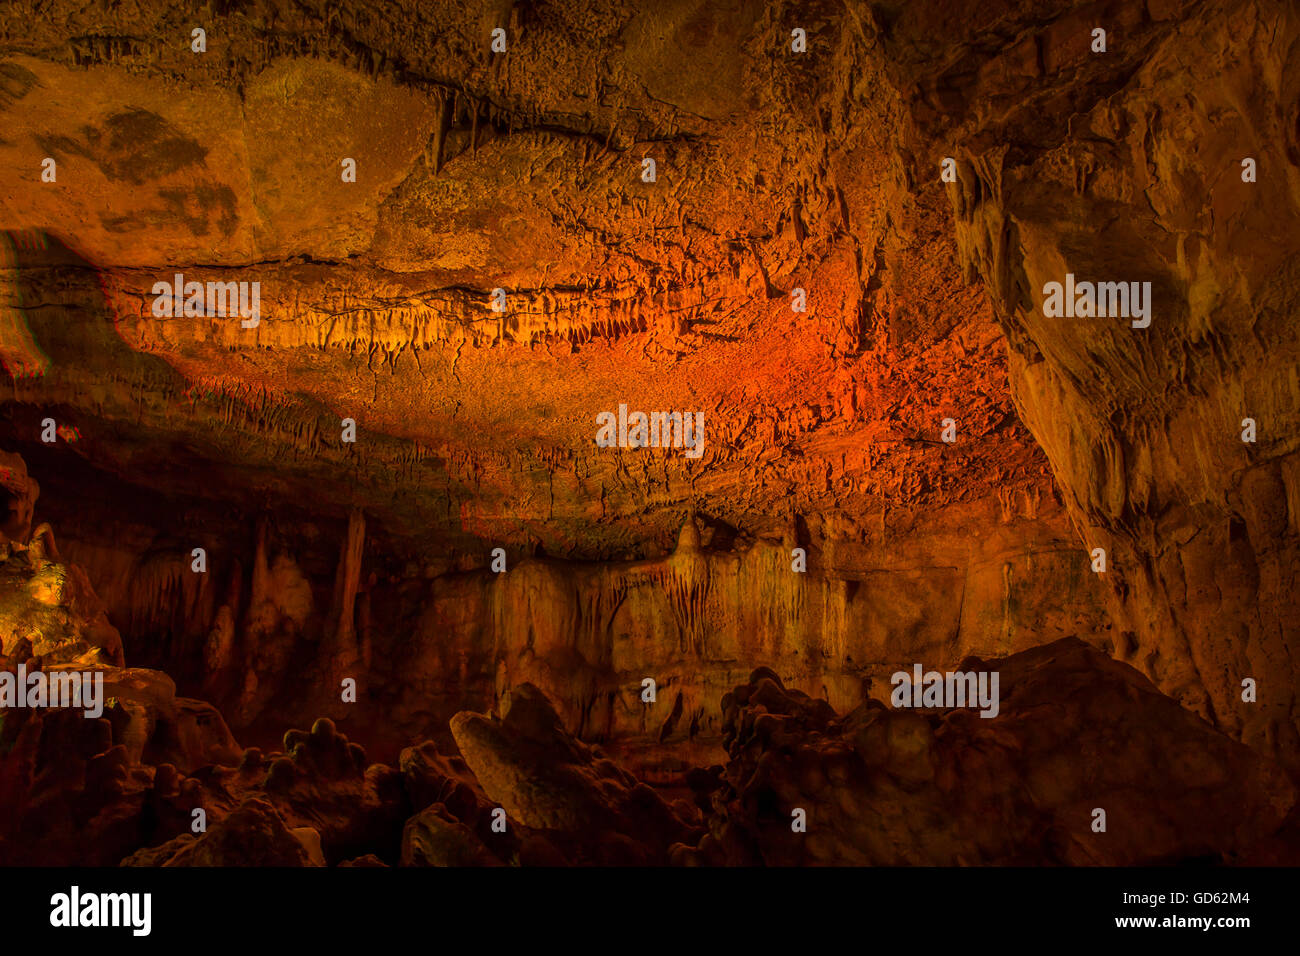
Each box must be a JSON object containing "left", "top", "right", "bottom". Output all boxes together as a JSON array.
[{"left": 0, "top": 0, "right": 1297, "bottom": 868}]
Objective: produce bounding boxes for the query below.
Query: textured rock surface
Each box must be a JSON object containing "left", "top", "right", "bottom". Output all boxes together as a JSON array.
[
  {"left": 681, "top": 638, "right": 1295, "bottom": 866},
  {"left": 0, "top": 521, "right": 694, "bottom": 866},
  {"left": 1, "top": 1, "right": 1291, "bottom": 772},
  {"left": 0, "top": 0, "right": 1296, "bottom": 866},
  {"left": 0, "top": 450, "right": 38, "bottom": 548},
  {"left": 1, "top": 522, "right": 1295, "bottom": 866},
  {"left": 400, "top": 804, "right": 503, "bottom": 867},
  {"left": 450, "top": 682, "right": 698, "bottom": 863},
  {"left": 0, "top": 1, "right": 1125, "bottom": 759},
  {"left": 882, "top": 0, "right": 1300, "bottom": 776},
  {"left": 122, "top": 796, "right": 326, "bottom": 867},
  {"left": 0, "top": 534, "right": 240, "bottom": 864}
]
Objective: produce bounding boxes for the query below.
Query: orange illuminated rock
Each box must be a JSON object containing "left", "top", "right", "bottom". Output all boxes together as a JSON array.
[{"left": 0, "top": 0, "right": 1295, "bottom": 869}]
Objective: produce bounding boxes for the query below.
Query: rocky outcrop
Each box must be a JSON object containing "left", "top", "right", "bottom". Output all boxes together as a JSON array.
[
  {"left": 0, "top": 450, "right": 38, "bottom": 551},
  {"left": 0, "top": 513, "right": 679, "bottom": 867},
  {"left": 400, "top": 805, "right": 502, "bottom": 868},
  {"left": 0, "top": 538, "right": 240, "bottom": 864},
  {"left": 680, "top": 638, "right": 1295, "bottom": 866},
  {"left": 255, "top": 717, "right": 408, "bottom": 863},
  {"left": 1, "top": 511, "right": 1294, "bottom": 868},
  {"left": 122, "top": 796, "right": 326, "bottom": 867},
  {"left": 450, "top": 683, "right": 700, "bottom": 865},
  {"left": 858, "top": 0, "right": 1300, "bottom": 772},
  {"left": 0, "top": 455, "right": 121, "bottom": 666}
]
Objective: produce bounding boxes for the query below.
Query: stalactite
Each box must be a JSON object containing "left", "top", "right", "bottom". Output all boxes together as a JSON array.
[
  {"left": 330, "top": 508, "right": 366, "bottom": 652},
  {"left": 249, "top": 514, "right": 271, "bottom": 616}
]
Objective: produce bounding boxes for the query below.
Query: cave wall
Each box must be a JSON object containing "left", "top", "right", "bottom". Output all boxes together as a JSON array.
[
  {"left": 875, "top": 0, "right": 1300, "bottom": 770},
  {"left": 36, "top": 479, "right": 1107, "bottom": 760},
  {"left": 0, "top": 0, "right": 1294, "bottom": 773}
]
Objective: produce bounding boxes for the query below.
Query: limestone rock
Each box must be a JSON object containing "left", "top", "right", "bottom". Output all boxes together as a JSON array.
[
  {"left": 683, "top": 639, "right": 1295, "bottom": 866},
  {"left": 122, "top": 797, "right": 324, "bottom": 867},
  {"left": 451, "top": 684, "right": 698, "bottom": 864}
]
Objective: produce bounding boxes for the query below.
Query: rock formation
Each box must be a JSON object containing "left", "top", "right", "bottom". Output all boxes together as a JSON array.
[
  {"left": 0, "top": 0, "right": 1296, "bottom": 866},
  {"left": 681, "top": 641, "right": 1295, "bottom": 866},
  {"left": 0, "top": 520, "right": 1295, "bottom": 866}
]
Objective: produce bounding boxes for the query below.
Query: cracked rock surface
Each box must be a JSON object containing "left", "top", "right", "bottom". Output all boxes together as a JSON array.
[{"left": 0, "top": 0, "right": 1297, "bottom": 862}]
